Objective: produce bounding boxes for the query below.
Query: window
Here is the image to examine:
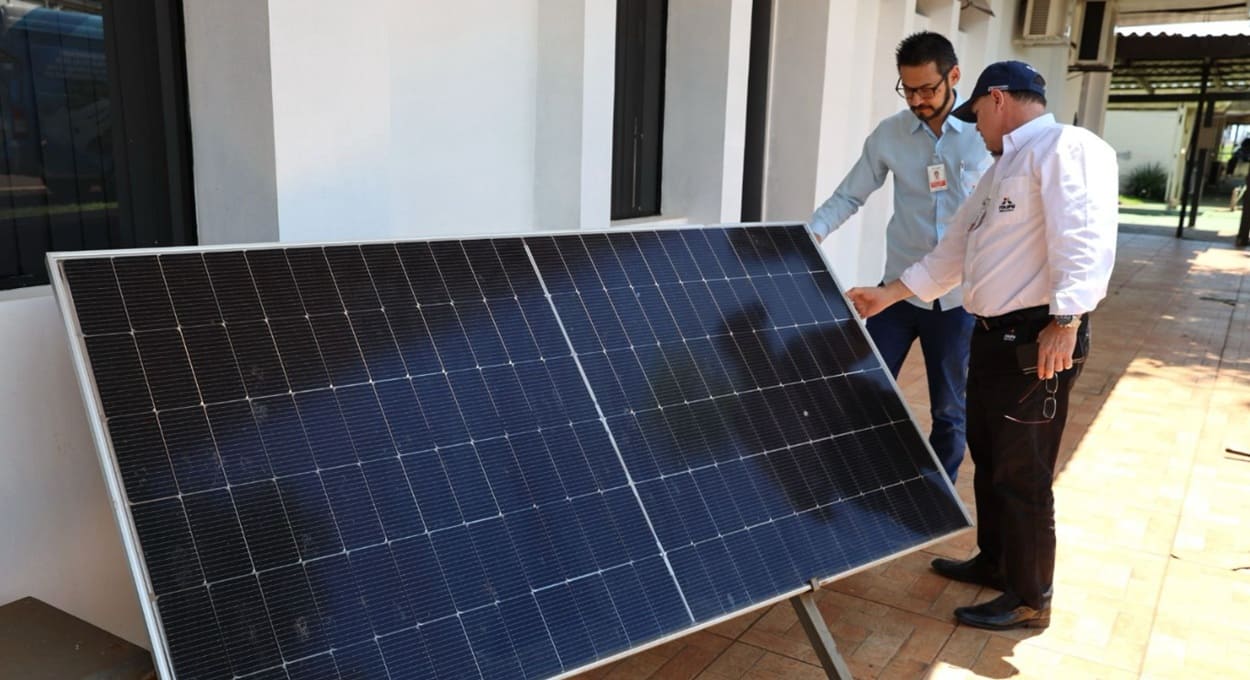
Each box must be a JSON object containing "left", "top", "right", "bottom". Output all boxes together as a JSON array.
[
  {"left": 0, "top": 0, "right": 194, "bottom": 290},
  {"left": 611, "top": 0, "right": 666, "bottom": 220}
]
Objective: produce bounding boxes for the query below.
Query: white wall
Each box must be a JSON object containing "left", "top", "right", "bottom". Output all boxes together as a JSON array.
[
  {"left": 183, "top": 0, "right": 280, "bottom": 245},
  {"left": 0, "top": 292, "right": 147, "bottom": 647},
  {"left": 185, "top": 0, "right": 1079, "bottom": 258},
  {"left": 762, "top": 0, "right": 845, "bottom": 225},
  {"left": 986, "top": 6, "right": 1074, "bottom": 124},
  {"left": 387, "top": 0, "right": 542, "bottom": 239},
  {"left": 264, "top": 0, "right": 546, "bottom": 243},
  {"left": 763, "top": 0, "right": 880, "bottom": 285},
  {"left": 534, "top": 0, "right": 616, "bottom": 231},
  {"left": 0, "top": 0, "right": 1113, "bottom": 650},
  {"left": 1104, "top": 108, "right": 1186, "bottom": 191},
  {"left": 762, "top": 0, "right": 1078, "bottom": 288},
  {"left": 956, "top": 0, "right": 995, "bottom": 87},
  {"left": 661, "top": 0, "right": 753, "bottom": 224},
  {"left": 917, "top": 0, "right": 960, "bottom": 38},
  {"left": 266, "top": 0, "right": 392, "bottom": 242}
]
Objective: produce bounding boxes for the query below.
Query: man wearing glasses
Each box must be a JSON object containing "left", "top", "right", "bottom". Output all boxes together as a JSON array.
[{"left": 808, "top": 31, "right": 990, "bottom": 483}]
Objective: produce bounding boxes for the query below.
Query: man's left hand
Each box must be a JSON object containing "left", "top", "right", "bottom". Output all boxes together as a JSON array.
[{"left": 1035, "top": 321, "right": 1078, "bottom": 380}]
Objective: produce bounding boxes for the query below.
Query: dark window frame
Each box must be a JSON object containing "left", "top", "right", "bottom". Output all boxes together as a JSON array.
[
  {"left": 0, "top": 0, "right": 195, "bottom": 291},
  {"left": 610, "top": 0, "right": 667, "bottom": 221},
  {"left": 740, "top": 0, "right": 772, "bottom": 223}
]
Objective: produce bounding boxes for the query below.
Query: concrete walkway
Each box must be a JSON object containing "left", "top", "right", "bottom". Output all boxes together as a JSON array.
[{"left": 577, "top": 230, "right": 1250, "bottom": 679}]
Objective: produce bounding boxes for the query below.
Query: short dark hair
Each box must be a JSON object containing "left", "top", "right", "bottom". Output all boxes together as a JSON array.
[
  {"left": 895, "top": 31, "right": 958, "bottom": 74},
  {"left": 1007, "top": 90, "right": 1047, "bottom": 107}
]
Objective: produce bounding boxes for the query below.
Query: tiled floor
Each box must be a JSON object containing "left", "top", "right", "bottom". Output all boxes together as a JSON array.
[{"left": 575, "top": 230, "right": 1250, "bottom": 679}]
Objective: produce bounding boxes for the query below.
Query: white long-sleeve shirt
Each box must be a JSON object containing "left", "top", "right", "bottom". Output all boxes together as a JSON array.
[{"left": 900, "top": 114, "right": 1118, "bottom": 318}]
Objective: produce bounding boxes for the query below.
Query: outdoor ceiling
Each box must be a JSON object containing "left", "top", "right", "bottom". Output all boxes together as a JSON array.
[
  {"left": 1111, "top": 56, "right": 1250, "bottom": 97},
  {"left": 1109, "top": 2, "right": 1250, "bottom": 101},
  {"left": 1117, "top": 0, "right": 1248, "bottom": 25},
  {"left": 1120, "top": 0, "right": 1240, "bottom": 8}
]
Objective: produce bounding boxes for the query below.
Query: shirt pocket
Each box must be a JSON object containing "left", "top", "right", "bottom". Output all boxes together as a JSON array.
[
  {"left": 959, "top": 156, "right": 993, "bottom": 195},
  {"left": 990, "top": 175, "right": 1030, "bottom": 227}
]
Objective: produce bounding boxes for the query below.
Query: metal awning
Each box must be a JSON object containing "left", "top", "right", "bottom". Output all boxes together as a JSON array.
[
  {"left": 1111, "top": 32, "right": 1250, "bottom": 100},
  {"left": 1119, "top": 20, "right": 1250, "bottom": 37}
]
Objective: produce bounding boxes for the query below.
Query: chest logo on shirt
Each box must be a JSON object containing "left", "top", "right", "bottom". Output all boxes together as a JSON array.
[{"left": 998, "top": 197, "right": 1017, "bottom": 213}]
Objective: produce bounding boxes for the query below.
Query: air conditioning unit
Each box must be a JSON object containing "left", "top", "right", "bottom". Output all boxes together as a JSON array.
[
  {"left": 1072, "top": 0, "right": 1117, "bottom": 69},
  {"left": 1017, "top": 0, "right": 1070, "bottom": 45}
]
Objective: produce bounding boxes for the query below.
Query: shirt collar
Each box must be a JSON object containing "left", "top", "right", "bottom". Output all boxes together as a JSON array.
[
  {"left": 1003, "top": 113, "right": 1056, "bottom": 155},
  {"left": 909, "top": 92, "right": 970, "bottom": 136}
]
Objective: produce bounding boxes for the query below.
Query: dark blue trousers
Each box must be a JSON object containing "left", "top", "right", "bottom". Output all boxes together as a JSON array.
[{"left": 866, "top": 299, "right": 974, "bottom": 481}]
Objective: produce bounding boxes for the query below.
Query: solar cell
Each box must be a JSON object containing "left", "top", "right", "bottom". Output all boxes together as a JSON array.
[{"left": 52, "top": 224, "right": 969, "bottom": 679}]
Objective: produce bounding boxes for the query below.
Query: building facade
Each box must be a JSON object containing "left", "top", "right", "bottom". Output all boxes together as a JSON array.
[{"left": 0, "top": 0, "right": 1096, "bottom": 647}]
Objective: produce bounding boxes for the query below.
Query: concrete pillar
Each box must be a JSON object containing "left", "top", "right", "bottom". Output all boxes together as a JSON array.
[
  {"left": 849, "top": 0, "right": 915, "bottom": 285},
  {"left": 761, "top": 0, "right": 872, "bottom": 282},
  {"left": 955, "top": 0, "right": 997, "bottom": 82},
  {"left": 662, "top": 0, "right": 753, "bottom": 224},
  {"left": 1075, "top": 71, "right": 1112, "bottom": 135},
  {"left": 870, "top": 0, "right": 915, "bottom": 128},
  {"left": 268, "top": 0, "right": 391, "bottom": 243},
  {"left": 535, "top": 0, "right": 615, "bottom": 231},
  {"left": 917, "top": 0, "right": 960, "bottom": 36},
  {"left": 182, "top": 0, "right": 280, "bottom": 245}
]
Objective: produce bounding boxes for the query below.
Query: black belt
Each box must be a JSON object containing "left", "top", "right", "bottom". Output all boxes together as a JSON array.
[{"left": 974, "top": 305, "right": 1049, "bottom": 331}]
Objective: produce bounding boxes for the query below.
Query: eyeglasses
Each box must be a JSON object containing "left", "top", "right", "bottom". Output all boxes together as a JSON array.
[
  {"left": 895, "top": 69, "right": 950, "bottom": 100},
  {"left": 1005, "top": 376, "right": 1059, "bottom": 425},
  {"left": 1041, "top": 377, "right": 1058, "bottom": 420}
]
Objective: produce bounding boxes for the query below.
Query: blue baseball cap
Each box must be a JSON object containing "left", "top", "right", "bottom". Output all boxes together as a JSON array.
[{"left": 951, "top": 60, "right": 1047, "bottom": 123}]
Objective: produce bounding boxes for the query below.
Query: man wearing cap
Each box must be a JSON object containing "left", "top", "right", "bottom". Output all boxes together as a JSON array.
[
  {"left": 846, "top": 61, "right": 1118, "bottom": 630},
  {"left": 808, "top": 31, "right": 991, "bottom": 483}
]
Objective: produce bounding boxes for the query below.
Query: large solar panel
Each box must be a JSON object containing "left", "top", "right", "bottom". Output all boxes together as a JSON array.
[{"left": 50, "top": 224, "right": 969, "bottom": 680}]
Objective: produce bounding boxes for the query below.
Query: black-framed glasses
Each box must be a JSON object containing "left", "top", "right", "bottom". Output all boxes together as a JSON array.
[{"left": 896, "top": 68, "right": 951, "bottom": 100}]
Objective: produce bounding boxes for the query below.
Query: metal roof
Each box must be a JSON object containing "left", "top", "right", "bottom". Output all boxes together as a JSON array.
[
  {"left": 1111, "top": 31, "right": 1250, "bottom": 100},
  {"left": 1118, "top": 20, "right": 1250, "bottom": 37}
]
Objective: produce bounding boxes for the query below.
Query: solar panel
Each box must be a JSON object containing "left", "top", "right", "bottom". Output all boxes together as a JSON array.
[{"left": 50, "top": 224, "right": 969, "bottom": 680}]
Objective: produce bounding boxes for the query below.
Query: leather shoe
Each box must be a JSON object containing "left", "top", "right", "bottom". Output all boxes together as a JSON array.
[
  {"left": 930, "top": 555, "right": 1006, "bottom": 590},
  {"left": 954, "top": 592, "right": 1051, "bottom": 631}
]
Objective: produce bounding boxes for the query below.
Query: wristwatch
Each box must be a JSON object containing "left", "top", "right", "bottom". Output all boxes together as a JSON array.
[{"left": 1052, "top": 314, "right": 1081, "bottom": 329}]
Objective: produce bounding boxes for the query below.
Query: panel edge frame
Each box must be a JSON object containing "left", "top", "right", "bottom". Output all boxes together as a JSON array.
[{"left": 46, "top": 251, "right": 178, "bottom": 680}]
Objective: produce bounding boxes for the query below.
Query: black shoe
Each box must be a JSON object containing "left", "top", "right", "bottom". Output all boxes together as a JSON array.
[
  {"left": 954, "top": 592, "right": 1051, "bottom": 631},
  {"left": 930, "top": 555, "right": 1006, "bottom": 590}
]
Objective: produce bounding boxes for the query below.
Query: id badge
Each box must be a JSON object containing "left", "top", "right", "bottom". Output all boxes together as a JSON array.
[{"left": 927, "top": 163, "right": 948, "bottom": 192}]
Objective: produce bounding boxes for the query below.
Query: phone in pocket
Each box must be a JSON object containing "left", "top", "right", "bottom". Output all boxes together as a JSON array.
[{"left": 1015, "top": 342, "right": 1039, "bottom": 375}]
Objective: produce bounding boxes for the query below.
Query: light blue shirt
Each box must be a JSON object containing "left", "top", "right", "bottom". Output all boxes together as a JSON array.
[{"left": 809, "top": 104, "right": 992, "bottom": 310}]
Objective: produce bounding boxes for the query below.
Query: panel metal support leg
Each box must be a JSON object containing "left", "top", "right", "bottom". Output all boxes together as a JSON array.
[{"left": 789, "top": 579, "right": 853, "bottom": 679}]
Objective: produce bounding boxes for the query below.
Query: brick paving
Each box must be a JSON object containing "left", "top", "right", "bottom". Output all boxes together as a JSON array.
[{"left": 575, "top": 231, "right": 1250, "bottom": 679}]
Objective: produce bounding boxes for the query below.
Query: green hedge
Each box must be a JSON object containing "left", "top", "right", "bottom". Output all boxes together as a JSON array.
[{"left": 1123, "top": 163, "right": 1168, "bottom": 202}]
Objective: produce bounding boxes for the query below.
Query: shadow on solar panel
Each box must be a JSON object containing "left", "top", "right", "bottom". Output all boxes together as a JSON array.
[{"left": 49, "top": 223, "right": 970, "bottom": 679}]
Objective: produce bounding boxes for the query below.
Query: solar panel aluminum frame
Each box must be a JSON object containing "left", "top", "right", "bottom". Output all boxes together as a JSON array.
[
  {"left": 47, "top": 222, "right": 971, "bottom": 680},
  {"left": 49, "top": 251, "right": 179, "bottom": 680}
]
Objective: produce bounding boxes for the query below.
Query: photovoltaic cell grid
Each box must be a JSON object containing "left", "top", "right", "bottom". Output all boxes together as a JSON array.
[{"left": 53, "top": 224, "right": 968, "bottom": 680}]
